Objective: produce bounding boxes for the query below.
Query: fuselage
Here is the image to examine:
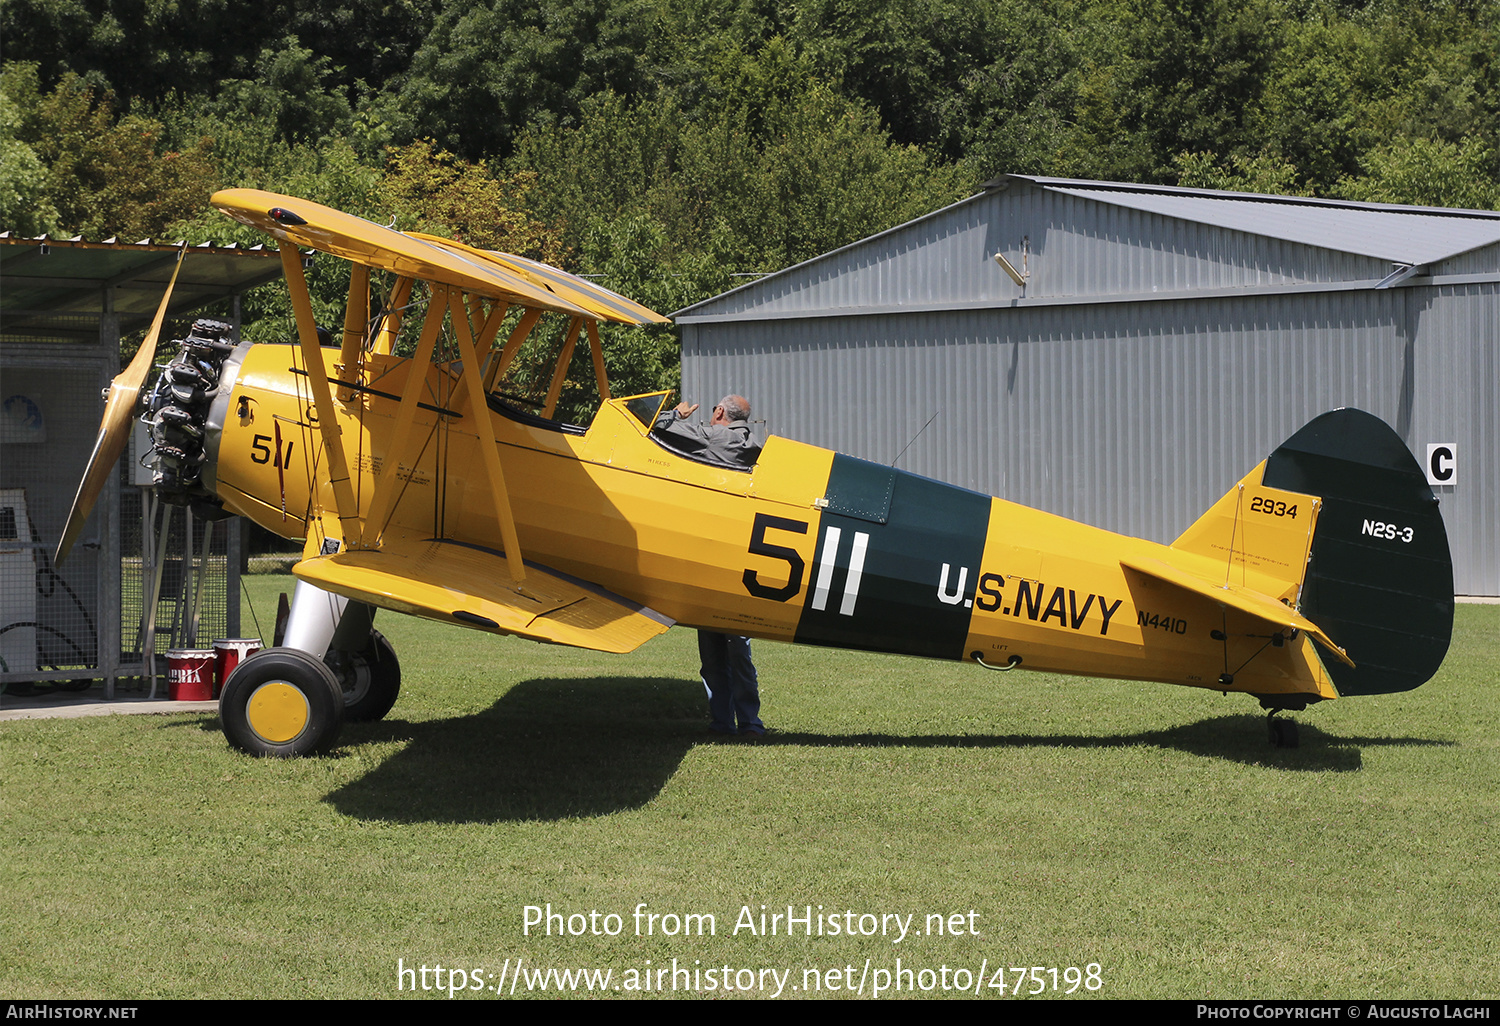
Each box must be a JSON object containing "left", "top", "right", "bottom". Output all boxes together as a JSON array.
[{"left": 202, "top": 343, "right": 1332, "bottom": 701}]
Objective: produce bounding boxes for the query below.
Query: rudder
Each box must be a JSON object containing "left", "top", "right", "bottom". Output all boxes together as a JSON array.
[{"left": 1261, "top": 409, "right": 1453, "bottom": 696}]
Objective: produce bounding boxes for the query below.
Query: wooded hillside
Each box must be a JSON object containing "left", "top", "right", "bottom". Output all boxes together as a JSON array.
[{"left": 4, "top": 0, "right": 1496, "bottom": 403}]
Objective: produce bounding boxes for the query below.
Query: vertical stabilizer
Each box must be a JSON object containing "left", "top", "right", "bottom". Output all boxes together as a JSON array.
[{"left": 1172, "top": 460, "right": 1321, "bottom": 608}]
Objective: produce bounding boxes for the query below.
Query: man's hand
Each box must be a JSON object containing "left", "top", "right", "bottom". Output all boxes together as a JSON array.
[{"left": 674, "top": 402, "right": 700, "bottom": 419}]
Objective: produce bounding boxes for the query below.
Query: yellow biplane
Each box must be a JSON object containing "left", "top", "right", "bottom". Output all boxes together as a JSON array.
[{"left": 59, "top": 190, "right": 1454, "bottom": 755}]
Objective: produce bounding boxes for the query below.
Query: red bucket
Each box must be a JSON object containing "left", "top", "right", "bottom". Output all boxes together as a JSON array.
[
  {"left": 166, "top": 649, "right": 215, "bottom": 701},
  {"left": 212, "top": 638, "right": 263, "bottom": 698}
]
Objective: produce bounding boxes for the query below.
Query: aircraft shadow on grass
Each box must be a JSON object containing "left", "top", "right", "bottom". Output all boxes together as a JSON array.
[{"left": 302, "top": 676, "right": 1454, "bottom": 824}]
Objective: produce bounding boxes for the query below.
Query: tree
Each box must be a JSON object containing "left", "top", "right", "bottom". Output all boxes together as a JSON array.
[
  {"left": 200, "top": 37, "right": 354, "bottom": 147},
  {"left": 936, "top": 0, "right": 1102, "bottom": 177},
  {"left": 0, "top": 0, "right": 436, "bottom": 114},
  {"left": 0, "top": 63, "right": 59, "bottom": 235},
  {"left": 2, "top": 66, "right": 216, "bottom": 239},
  {"left": 513, "top": 42, "right": 968, "bottom": 274},
  {"left": 1090, "top": 0, "right": 1282, "bottom": 182},
  {"left": 381, "top": 0, "right": 654, "bottom": 160},
  {"left": 1334, "top": 135, "right": 1500, "bottom": 210},
  {"left": 380, "top": 140, "right": 567, "bottom": 261},
  {"left": 1171, "top": 150, "right": 1308, "bottom": 195}
]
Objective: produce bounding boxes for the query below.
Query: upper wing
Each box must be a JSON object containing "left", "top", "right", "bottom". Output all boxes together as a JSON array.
[
  {"left": 211, "top": 189, "right": 596, "bottom": 318},
  {"left": 407, "top": 233, "right": 669, "bottom": 325},
  {"left": 294, "top": 530, "right": 673, "bottom": 654},
  {"left": 213, "top": 187, "right": 668, "bottom": 602}
]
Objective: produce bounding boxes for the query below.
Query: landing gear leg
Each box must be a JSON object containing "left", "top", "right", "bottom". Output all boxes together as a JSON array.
[
  {"left": 281, "top": 579, "right": 349, "bottom": 656},
  {"left": 321, "top": 601, "right": 400, "bottom": 721}
]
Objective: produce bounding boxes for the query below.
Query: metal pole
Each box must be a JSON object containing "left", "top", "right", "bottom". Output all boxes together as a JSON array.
[
  {"left": 145, "top": 502, "right": 171, "bottom": 699},
  {"left": 189, "top": 520, "right": 212, "bottom": 644}
]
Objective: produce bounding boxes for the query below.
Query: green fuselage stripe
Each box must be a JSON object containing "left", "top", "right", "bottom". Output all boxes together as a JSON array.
[{"left": 794, "top": 454, "right": 991, "bottom": 659}]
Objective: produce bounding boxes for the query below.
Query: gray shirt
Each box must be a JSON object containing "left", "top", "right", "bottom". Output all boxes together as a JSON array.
[{"left": 653, "top": 411, "right": 762, "bottom": 468}]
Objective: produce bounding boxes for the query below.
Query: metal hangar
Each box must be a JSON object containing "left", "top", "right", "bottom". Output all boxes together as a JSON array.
[{"left": 675, "top": 175, "right": 1499, "bottom": 596}]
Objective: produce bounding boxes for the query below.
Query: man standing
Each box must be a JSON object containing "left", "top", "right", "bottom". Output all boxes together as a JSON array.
[{"left": 654, "top": 395, "right": 766, "bottom": 738}]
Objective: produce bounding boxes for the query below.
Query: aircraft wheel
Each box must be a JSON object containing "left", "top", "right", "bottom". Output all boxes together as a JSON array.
[
  {"left": 327, "top": 629, "right": 401, "bottom": 723},
  {"left": 1268, "top": 717, "right": 1300, "bottom": 749},
  {"left": 220, "top": 648, "right": 345, "bottom": 757}
]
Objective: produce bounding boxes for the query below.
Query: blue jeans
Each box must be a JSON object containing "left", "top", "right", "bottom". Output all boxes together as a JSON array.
[{"left": 699, "top": 632, "right": 762, "bottom": 734}]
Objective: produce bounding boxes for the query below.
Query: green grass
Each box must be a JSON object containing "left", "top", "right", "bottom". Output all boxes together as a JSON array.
[{"left": 2, "top": 579, "right": 1495, "bottom": 999}]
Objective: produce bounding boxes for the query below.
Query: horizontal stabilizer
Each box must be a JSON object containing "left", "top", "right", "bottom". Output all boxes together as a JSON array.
[
  {"left": 294, "top": 535, "right": 673, "bottom": 654},
  {"left": 1121, "top": 555, "right": 1354, "bottom": 667}
]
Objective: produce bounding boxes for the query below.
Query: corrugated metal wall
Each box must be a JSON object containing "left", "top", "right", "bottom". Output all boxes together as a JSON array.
[
  {"left": 679, "top": 188, "right": 1498, "bottom": 595},
  {"left": 1407, "top": 280, "right": 1499, "bottom": 596}
]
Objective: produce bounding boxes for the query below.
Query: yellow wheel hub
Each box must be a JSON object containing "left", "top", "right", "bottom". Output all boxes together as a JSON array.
[{"left": 246, "top": 681, "right": 311, "bottom": 744}]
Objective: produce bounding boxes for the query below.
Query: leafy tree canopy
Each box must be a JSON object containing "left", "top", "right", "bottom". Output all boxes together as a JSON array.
[{"left": 3, "top": 0, "right": 1497, "bottom": 408}]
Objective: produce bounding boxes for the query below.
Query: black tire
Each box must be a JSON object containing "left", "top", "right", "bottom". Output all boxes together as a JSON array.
[
  {"left": 327, "top": 629, "right": 401, "bottom": 722},
  {"left": 220, "top": 647, "right": 345, "bottom": 757}
]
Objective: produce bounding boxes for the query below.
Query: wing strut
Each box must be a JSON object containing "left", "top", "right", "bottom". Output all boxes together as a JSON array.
[
  {"left": 337, "top": 263, "right": 369, "bottom": 402},
  {"left": 281, "top": 243, "right": 363, "bottom": 548},
  {"left": 587, "top": 320, "right": 611, "bottom": 401},
  {"left": 541, "top": 317, "right": 584, "bottom": 418},
  {"left": 361, "top": 282, "right": 447, "bottom": 548},
  {"left": 371, "top": 276, "right": 414, "bottom": 355},
  {"left": 482, "top": 307, "right": 542, "bottom": 393},
  {"left": 473, "top": 298, "right": 510, "bottom": 363},
  {"left": 447, "top": 287, "right": 527, "bottom": 583}
]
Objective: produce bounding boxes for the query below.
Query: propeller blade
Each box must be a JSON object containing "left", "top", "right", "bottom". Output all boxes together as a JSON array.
[{"left": 56, "top": 247, "right": 188, "bottom": 565}]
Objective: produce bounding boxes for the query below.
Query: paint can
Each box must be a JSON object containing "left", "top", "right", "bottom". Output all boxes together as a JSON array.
[
  {"left": 212, "top": 638, "right": 263, "bottom": 698},
  {"left": 166, "top": 649, "right": 215, "bottom": 701}
]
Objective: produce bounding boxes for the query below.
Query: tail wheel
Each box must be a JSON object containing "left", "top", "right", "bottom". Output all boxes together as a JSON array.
[
  {"left": 1268, "top": 717, "right": 1300, "bottom": 749},
  {"left": 327, "top": 629, "right": 401, "bottom": 723},
  {"left": 220, "top": 648, "right": 344, "bottom": 757}
]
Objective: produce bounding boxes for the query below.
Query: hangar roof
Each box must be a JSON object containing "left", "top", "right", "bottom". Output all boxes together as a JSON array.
[
  {"left": 1017, "top": 176, "right": 1500, "bottom": 267},
  {"left": 676, "top": 176, "right": 1500, "bottom": 322}
]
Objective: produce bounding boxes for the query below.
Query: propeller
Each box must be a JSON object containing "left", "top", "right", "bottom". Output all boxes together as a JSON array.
[{"left": 55, "top": 246, "right": 187, "bottom": 565}]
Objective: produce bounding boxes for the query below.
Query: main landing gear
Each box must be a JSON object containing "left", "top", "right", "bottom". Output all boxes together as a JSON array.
[
  {"left": 220, "top": 648, "right": 345, "bottom": 757},
  {"left": 325, "top": 629, "right": 401, "bottom": 723},
  {"left": 220, "top": 584, "right": 401, "bottom": 757}
]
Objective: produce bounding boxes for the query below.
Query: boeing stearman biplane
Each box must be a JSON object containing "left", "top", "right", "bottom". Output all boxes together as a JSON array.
[{"left": 58, "top": 189, "right": 1454, "bottom": 756}]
